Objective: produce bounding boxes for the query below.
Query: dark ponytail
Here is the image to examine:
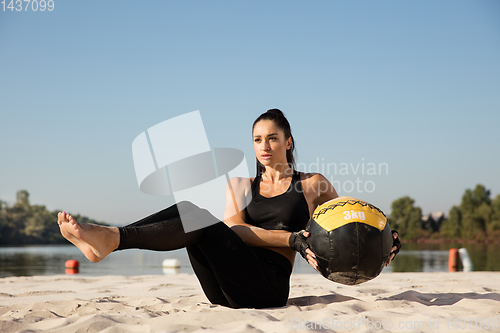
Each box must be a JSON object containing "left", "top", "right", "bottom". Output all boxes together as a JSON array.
[{"left": 252, "top": 109, "right": 296, "bottom": 176}]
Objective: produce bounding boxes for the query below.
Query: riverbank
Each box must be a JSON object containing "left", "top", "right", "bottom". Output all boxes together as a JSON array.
[{"left": 403, "top": 238, "right": 500, "bottom": 244}]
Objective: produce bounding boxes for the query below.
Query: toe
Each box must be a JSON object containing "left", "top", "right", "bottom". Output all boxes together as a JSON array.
[{"left": 61, "top": 212, "right": 70, "bottom": 222}]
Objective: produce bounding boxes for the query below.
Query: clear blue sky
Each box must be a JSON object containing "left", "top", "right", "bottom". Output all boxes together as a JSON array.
[{"left": 1, "top": 0, "right": 499, "bottom": 225}]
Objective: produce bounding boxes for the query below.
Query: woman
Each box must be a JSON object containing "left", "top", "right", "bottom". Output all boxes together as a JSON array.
[{"left": 58, "top": 109, "right": 400, "bottom": 309}]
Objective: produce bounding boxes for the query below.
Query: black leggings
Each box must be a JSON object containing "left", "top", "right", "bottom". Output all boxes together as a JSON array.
[{"left": 115, "top": 201, "right": 293, "bottom": 309}]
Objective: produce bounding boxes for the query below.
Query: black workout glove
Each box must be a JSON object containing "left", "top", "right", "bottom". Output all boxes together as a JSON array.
[
  {"left": 288, "top": 230, "right": 309, "bottom": 259},
  {"left": 390, "top": 230, "right": 402, "bottom": 261}
]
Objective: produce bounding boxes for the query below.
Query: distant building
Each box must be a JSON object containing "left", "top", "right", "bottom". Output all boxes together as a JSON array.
[{"left": 421, "top": 212, "right": 446, "bottom": 232}]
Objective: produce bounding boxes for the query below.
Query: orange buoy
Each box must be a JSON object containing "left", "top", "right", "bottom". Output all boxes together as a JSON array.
[
  {"left": 448, "top": 248, "right": 458, "bottom": 272},
  {"left": 65, "top": 259, "right": 80, "bottom": 269},
  {"left": 65, "top": 268, "right": 79, "bottom": 275}
]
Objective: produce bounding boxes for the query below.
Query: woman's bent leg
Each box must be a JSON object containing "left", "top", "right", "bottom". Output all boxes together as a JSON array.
[
  {"left": 123, "top": 201, "right": 199, "bottom": 227},
  {"left": 58, "top": 212, "right": 120, "bottom": 262},
  {"left": 186, "top": 222, "right": 292, "bottom": 309},
  {"left": 68, "top": 201, "right": 291, "bottom": 308},
  {"left": 58, "top": 201, "right": 202, "bottom": 262},
  {"left": 115, "top": 201, "right": 214, "bottom": 251},
  {"left": 186, "top": 245, "right": 232, "bottom": 307}
]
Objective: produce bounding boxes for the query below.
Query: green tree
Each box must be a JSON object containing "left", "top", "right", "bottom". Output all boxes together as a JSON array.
[
  {"left": 1, "top": 190, "right": 31, "bottom": 245},
  {"left": 440, "top": 205, "right": 461, "bottom": 238},
  {"left": 440, "top": 184, "right": 496, "bottom": 240},
  {"left": 23, "top": 205, "right": 61, "bottom": 243},
  {"left": 488, "top": 194, "right": 500, "bottom": 235},
  {"left": 460, "top": 184, "right": 491, "bottom": 239},
  {"left": 388, "top": 196, "right": 423, "bottom": 240},
  {"left": 0, "top": 200, "right": 7, "bottom": 244},
  {"left": 0, "top": 190, "right": 107, "bottom": 246},
  {"left": 16, "top": 190, "right": 30, "bottom": 209}
]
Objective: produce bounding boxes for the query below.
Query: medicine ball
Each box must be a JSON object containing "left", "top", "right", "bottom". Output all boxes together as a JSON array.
[{"left": 306, "top": 196, "right": 392, "bottom": 285}]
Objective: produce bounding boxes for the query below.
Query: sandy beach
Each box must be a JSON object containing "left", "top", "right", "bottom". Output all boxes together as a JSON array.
[{"left": 1, "top": 272, "right": 499, "bottom": 333}]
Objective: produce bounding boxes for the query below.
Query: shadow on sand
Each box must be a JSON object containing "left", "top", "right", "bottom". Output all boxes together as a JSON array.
[
  {"left": 287, "top": 293, "right": 359, "bottom": 306},
  {"left": 377, "top": 290, "right": 500, "bottom": 306}
]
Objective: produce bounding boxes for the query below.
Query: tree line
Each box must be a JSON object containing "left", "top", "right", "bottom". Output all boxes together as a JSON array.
[
  {"left": 0, "top": 190, "right": 108, "bottom": 246},
  {"left": 1, "top": 185, "right": 499, "bottom": 245},
  {"left": 389, "top": 184, "right": 500, "bottom": 241}
]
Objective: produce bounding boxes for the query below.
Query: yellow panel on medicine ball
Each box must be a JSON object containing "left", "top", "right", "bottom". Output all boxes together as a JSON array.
[{"left": 312, "top": 196, "right": 387, "bottom": 232}]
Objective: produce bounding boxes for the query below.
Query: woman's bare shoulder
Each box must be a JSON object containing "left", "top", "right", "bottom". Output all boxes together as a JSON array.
[
  {"left": 228, "top": 176, "right": 255, "bottom": 185},
  {"left": 227, "top": 177, "right": 254, "bottom": 194},
  {"left": 298, "top": 171, "right": 328, "bottom": 183},
  {"left": 298, "top": 171, "right": 338, "bottom": 206}
]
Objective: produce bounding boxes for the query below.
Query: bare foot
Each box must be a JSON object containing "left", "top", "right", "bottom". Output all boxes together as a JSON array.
[{"left": 58, "top": 212, "right": 120, "bottom": 263}]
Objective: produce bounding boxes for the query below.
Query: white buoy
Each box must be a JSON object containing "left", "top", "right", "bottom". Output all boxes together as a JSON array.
[
  {"left": 162, "top": 259, "right": 181, "bottom": 275},
  {"left": 162, "top": 259, "right": 181, "bottom": 268},
  {"left": 163, "top": 267, "right": 181, "bottom": 275},
  {"left": 458, "top": 248, "right": 473, "bottom": 272}
]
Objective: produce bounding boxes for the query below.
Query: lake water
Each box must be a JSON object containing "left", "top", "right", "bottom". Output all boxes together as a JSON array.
[{"left": 1, "top": 243, "right": 499, "bottom": 278}]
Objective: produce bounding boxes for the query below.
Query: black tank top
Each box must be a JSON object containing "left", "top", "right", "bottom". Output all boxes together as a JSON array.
[{"left": 245, "top": 170, "right": 310, "bottom": 232}]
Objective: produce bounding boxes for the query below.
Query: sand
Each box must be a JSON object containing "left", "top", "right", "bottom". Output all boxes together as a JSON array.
[{"left": 1, "top": 272, "right": 499, "bottom": 333}]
